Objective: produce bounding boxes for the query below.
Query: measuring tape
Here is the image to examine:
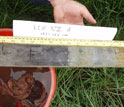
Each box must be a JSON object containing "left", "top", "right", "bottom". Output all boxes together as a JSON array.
[{"left": 0, "top": 36, "right": 124, "bottom": 48}]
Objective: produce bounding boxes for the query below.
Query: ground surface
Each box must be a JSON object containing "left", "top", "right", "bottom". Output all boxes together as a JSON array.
[{"left": 0, "top": 0, "right": 124, "bottom": 106}]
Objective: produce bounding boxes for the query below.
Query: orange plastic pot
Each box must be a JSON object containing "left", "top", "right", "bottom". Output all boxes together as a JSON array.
[{"left": 0, "top": 29, "right": 56, "bottom": 107}]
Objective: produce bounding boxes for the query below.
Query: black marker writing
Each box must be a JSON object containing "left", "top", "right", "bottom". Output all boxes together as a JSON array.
[
  {"left": 34, "top": 25, "right": 47, "bottom": 31},
  {"left": 67, "top": 27, "right": 71, "bottom": 32},
  {"left": 51, "top": 26, "right": 61, "bottom": 32}
]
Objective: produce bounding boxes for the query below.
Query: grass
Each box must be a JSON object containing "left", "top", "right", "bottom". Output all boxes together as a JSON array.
[{"left": 0, "top": 0, "right": 124, "bottom": 106}]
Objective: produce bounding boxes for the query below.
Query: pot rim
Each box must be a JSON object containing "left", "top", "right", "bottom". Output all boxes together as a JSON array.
[{"left": 0, "top": 29, "right": 56, "bottom": 107}]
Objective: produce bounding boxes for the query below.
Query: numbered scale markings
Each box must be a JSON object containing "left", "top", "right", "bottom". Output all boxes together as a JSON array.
[{"left": 0, "top": 36, "right": 124, "bottom": 48}]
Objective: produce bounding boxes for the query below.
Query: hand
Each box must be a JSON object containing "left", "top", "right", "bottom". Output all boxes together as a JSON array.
[{"left": 50, "top": 0, "right": 96, "bottom": 25}]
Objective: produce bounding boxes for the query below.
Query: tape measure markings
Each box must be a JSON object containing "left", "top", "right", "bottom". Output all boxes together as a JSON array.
[{"left": 0, "top": 36, "right": 124, "bottom": 48}]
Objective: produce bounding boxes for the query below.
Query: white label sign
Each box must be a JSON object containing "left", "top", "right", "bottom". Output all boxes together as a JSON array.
[{"left": 13, "top": 20, "right": 117, "bottom": 40}]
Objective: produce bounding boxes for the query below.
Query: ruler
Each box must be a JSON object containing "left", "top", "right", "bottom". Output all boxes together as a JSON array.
[
  {"left": 0, "top": 36, "right": 124, "bottom": 67},
  {"left": 0, "top": 36, "right": 124, "bottom": 48}
]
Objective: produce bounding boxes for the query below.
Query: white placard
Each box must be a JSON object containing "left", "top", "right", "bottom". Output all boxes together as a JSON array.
[{"left": 13, "top": 20, "right": 117, "bottom": 40}]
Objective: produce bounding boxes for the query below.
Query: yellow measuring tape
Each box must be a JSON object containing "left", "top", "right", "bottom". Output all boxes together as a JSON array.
[{"left": 0, "top": 36, "right": 124, "bottom": 48}]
